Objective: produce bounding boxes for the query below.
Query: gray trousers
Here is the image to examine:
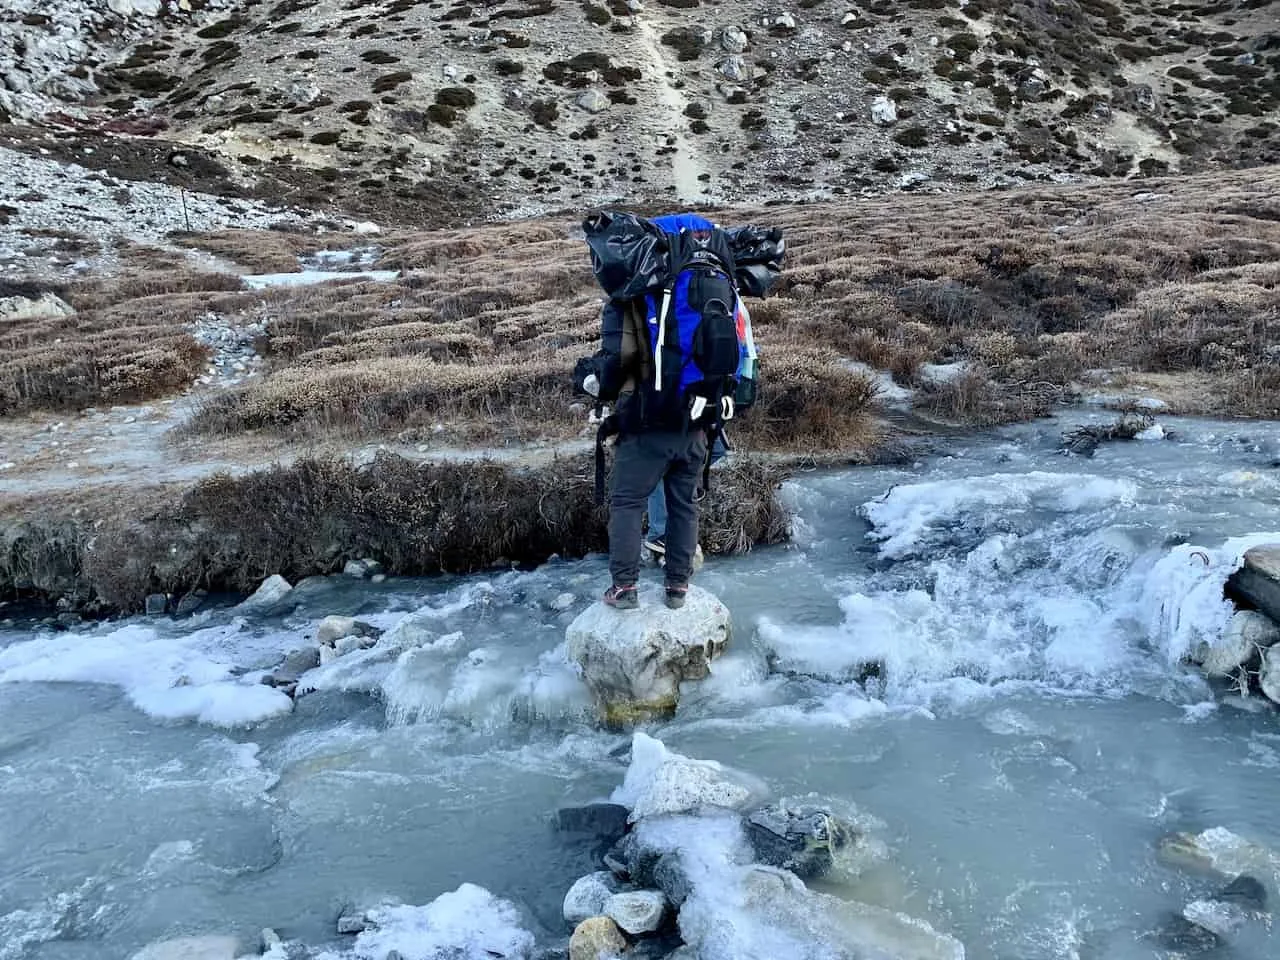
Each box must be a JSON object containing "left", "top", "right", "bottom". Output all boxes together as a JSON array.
[{"left": 608, "top": 429, "right": 708, "bottom": 588}]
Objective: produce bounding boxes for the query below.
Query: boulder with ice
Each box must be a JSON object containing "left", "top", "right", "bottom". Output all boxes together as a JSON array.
[
  {"left": 353, "top": 884, "right": 535, "bottom": 959},
  {"left": 1197, "top": 609, "right": 1280, "bottom": 675},
  {"left": 1157, "top": 827, "right": 1280, "bottom": 880},
  {"left": 566, "top": 585, "right": 730, "bottom": 724},
  {"left": 610, "top": 732, "right": 764, "bottom": 822},
  {"left": 316, "top": 615, "right": 383, "bottom": 647},
  {"left": 1227, "top": 544, "right": 1280, "bottom": 625},
  {"left": 745, "top": 803, "right": 859, "bottom": 880},
  {"left": 563, "top": 872, "right": 620, "bottom": 926},
  {"left": 604, "top": 889, "right": 668, "bottom": 934},
  {"left": 238, "top": 575, "right": 293, "bottom": 610}
]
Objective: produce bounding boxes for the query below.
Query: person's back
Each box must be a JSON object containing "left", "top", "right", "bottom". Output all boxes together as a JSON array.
[{"left": 583, "top": 211, "right": 741, "bottom": 611}]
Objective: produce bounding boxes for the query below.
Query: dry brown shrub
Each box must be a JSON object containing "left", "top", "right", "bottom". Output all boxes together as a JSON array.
[
  {"left": 737, "top": 350, "right": 879, "bottom": 451},
  {"left": 168, "top": 229, "right": 325, "bottom": 273},
  {"left": 182, "top": 356, "right": 575, "bottom": 440},
  {"left": 0, "top": 453, "right": 792, "bottom": 609}
]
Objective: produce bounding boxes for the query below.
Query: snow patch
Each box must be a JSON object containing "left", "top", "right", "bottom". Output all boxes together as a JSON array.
[{"left": 353, "top": 885, "right": 534, "bottom": 960}]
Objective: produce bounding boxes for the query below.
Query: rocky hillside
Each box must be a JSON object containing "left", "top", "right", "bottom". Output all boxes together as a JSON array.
[{"left": 1, "top": 0, "right": 1277, "bottom": 223}]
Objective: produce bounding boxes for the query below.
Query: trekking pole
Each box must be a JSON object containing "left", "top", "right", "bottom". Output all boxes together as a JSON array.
[{"left": 180, "top": 187, "right": 191, "bottom": 231}]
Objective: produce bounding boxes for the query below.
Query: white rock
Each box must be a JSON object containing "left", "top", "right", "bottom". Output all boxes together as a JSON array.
[
  {"left": 317, "top": 615, "right": 359, "bottom": 645},
  {"left": 0, "top": 292, "right": 75, "bottom": 322},
  {"left": 775, "top": 12, "right": 797, "bottom": 30},
  {"left": 130, "top": 936, "right": 239, "bottom": 960},
  {"left": 841, "top": 11, "right": 857, "bottom": 25},
  {"left": 1157, "top": 827, "right": 1280, "bottom": 879},
  {"left": 336, "top": 633, "right": 377, "bottom": 656},
  {"left": 871, "top": 95, "right": 897, "bottom": 125},
  {"left": 1184, "top": 898, "right": 1250, "bottom": 938},
  {"left": 577, "top": 89, "right": 610, "bottom": 113},
  {"left": 605, "top": 890, "right": 667, "bottom": 935},
  {"left": 1201, "top": 610, "right": 1279, "bottom": 676},
  {"left": 565, "top": 585, "right": 730, "bottom": 722},
  {"left": 563, "top": 872, "right": 618, "bottom": 926},
  {"left": 722, "top": 27, "right": 749, "bottom": 53},
  {"left": 1261, "top": 644, "right": 1280, "bottom": 704},
  {"left": 719, "top": 55, "right": 747, "bottom": 81},
  {"left": 319, "top": 644, "right": 338, "bottom": 665},
  {"left": 611, "top": 732, "right": 763, "bottom": 821},
  {"left": 352, "top": 221, "right": 381, "bottom": 235},
  {"left": 551, "top": 592, "right": 577, "bottom": 612},
  {"left": 239, "top": 575, "right": 293, "bottom": 609}
]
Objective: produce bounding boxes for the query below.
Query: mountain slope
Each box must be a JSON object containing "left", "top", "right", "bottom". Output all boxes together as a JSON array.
[{"left": 1, "top": 0, "right": 1278, "bottom": 221}]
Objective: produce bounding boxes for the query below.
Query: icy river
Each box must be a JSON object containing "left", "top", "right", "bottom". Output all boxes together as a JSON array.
[{"left": 3, "top": 412, "right": 1280, "bottom": 960}]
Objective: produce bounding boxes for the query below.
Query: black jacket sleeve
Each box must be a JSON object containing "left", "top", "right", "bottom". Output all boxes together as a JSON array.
[{"left": 593, "top": 298, "right": 627, "bottom": 402}]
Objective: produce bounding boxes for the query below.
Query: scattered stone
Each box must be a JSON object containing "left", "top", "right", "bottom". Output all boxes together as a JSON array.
[
  {"left": 1183, "top": 897, "right": 1251, "bottom": 939},
  {"left": 871, "top": 95, "right": 897, "bottom": 125},
  {"left": 604, "top": 890, "right": 667, "bottom": 935},
  {"left": 719, "top": 55, "right": 747, "bottom": 81},
  {"left": 144, "top": 593, "right": 168, "bottom": 616},
  {"left": 174, "top": 589, "right": 208, "bottom": 617},
  {"left": 565, "top": 586, "right": 731, "bottom": 725},
  {"left": 343, "top": 558, "right": 384, "bottom": 579},
  {"left": 722, "top": 26, "right": 749, "bottom": 53},
  {"left": 555, "top": 802, "right": 631, "bottom": 842},
  {"left": 0, "top": 292, "right": 75, "bottom": 323},
  {"left": 240, "top": 575, "right": 293, "bottom": 609},
  {"left": 745, "top": 804, "right": 857, "bottom": 880},
  {"left": 317, "top": 615, "right": 382, "bottom": 646},
  {"left": 577, "top": 89, "right": 609, "bottom": 113},
  {"left": 1157, "top": 828, "right": 1280, "bottom": 879},
  {"left": 273, "top": 647, "right": 322, "bottom": 685},
  {"left": 568, "top": 916, "right": 627, "bottom": 960},
  {"left": 563, "top": 872, "right": 620, "bottom": 926},
  {"left": 1150, "top": 913, "right": 1223, "bottom": 954},
  {"left": 337, "top": 912, "right": 368, "bottom": 934},
  {"left": 774, "top": 12, "right": 797, "bottom": 31}
]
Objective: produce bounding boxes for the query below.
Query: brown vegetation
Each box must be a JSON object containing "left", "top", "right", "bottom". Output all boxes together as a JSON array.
[{"left": 0, "top": 453, "right": 790, "bottom": 610}]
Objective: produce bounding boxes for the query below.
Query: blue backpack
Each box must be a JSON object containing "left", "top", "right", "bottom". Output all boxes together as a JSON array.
[{"left": 635, "top": 213, "right": 743, "bottom": 433}]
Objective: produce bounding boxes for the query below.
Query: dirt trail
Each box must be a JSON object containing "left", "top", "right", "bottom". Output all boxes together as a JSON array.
[{"left": 633, "top": 15, "right": 706, "bottom": 203}]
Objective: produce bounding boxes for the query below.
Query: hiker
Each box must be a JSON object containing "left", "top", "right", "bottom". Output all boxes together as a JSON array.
[
  {"left": 577, "top": 212, "right": 780, "bottom": 612},
  {"left": 581, "top": 212, "right": 740, "bottom": 611}
]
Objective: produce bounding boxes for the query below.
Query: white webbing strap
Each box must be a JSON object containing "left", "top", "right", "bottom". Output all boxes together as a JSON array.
[{"left": 655, "top": 286, "right": 672, "bottom": 391}]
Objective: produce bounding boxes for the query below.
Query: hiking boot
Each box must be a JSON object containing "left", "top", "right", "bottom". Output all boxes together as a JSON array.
[
  {"left": 643, "top": 534, "right": 666, "bottom": 556},
  {"left": 603, "top": 584, "right": 638, "bottom": 611},
  {"left": 665, "top": 584, "right": 688, "bottom": 610}
]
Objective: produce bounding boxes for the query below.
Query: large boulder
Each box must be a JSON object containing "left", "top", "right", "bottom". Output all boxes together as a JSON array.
[
  {"left": 1227, "top": 545, "right": 1280, "bottom": 624},
  {"left": 566, "top": 585, "right": 730, "bottom": 725},
  {"left": 1199, "top": 610, "right": 1279, "bottom": 675},
  {"left": 744, "top": 803, "right": 859, "bottom": 880}
]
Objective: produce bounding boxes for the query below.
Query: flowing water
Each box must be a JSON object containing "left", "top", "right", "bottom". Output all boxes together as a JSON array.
[{"left": 3, "top": 412, "right": 1280, "bottom": 959}]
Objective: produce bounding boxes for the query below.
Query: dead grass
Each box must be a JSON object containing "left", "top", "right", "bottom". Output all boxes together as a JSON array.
[
  {"left": 5, "top": 166, "right": 1280, "bottom": 435},
  {"left": 167, "top": 228, "right": 330, "bottom": 273},
  {"left": 0, "top": 453, "right": 791, "bottom": 610}
]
